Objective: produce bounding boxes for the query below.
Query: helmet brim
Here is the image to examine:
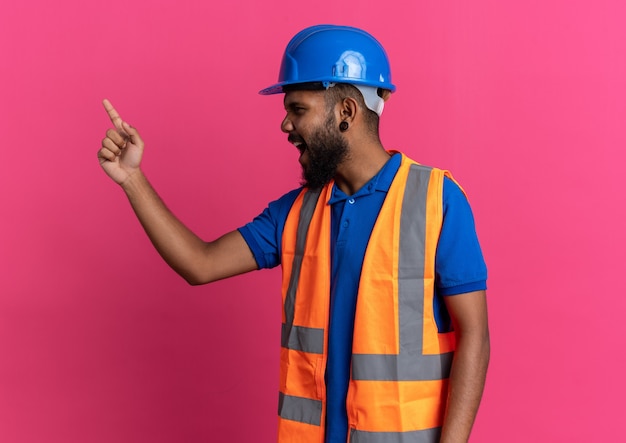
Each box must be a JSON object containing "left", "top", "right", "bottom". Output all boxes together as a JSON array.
[{"left": 259, "top": 79, "right": 396, "bottom": 96}]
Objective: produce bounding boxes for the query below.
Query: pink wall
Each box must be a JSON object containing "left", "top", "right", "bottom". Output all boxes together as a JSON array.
[{"left": 1, "top": 1, "right": 625, "bottom": 441}]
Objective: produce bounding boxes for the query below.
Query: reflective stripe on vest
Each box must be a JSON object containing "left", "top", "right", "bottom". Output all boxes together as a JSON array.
[
  {"left": 347, "top": 162, "right": 454, "bottom": 442},
  {"left": 278, "top": 183, "right": 333, "bottom": 442},
  {"left": 349, "top": 428, "right": 441, "bottom": 443},
  {"left": 352, "top": 163, "right": 453, "bottom": 382},
  {"left": 277, "top": 154, "right": 455, "bottom": 443},
  {"left": 281, "top": 187, "right": 325, "bottom": 355}
]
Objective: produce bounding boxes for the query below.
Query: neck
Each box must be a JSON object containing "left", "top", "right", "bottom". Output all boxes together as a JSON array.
[{"left": 333, "top": 142, "right": 391, "bottom": 195}]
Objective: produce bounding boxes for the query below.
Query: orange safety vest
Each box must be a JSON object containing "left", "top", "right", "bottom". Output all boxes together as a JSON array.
[{"left": 278, "top": 154, "right": 456, "bottom": 443}]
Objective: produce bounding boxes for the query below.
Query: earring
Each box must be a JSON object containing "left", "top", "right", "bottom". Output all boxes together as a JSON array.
[{"left": 339, "top": 121, "right": 349, "bottom": 132}]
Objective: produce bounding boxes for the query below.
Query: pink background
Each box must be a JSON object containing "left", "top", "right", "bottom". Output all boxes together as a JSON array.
[{"left": 1, "top": 1, "right": 625, "bottom": 441}]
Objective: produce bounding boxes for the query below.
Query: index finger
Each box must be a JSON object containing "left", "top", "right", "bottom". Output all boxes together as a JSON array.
[{"left": 102, "top": 99, "right": 124, "bottom": 130}]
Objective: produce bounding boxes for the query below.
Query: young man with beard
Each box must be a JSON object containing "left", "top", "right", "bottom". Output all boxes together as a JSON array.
[{"left": 98, "top": 25, "right": 489, "bottom": 443}]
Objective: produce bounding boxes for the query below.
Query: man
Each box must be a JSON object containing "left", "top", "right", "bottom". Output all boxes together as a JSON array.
[{"left": 98, "top": 25, "right": 489, "bottom": 443}]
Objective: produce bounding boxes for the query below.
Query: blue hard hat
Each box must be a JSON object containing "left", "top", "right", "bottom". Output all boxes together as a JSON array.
[{"left": 259, "top": 25, "right": 396, "bottom": 95}]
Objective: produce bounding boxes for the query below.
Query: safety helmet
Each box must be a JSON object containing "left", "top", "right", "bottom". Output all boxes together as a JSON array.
[{"left": 259, "top": 24, "right": 396, "bottom": 95}]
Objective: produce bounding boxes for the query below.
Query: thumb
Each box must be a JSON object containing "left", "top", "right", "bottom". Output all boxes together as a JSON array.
[{"left": 122, "top": 121, "right": 143, "bottom": 146}]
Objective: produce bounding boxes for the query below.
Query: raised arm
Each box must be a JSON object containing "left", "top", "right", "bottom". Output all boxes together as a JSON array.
[
  {"left": 440, "top": 290, "right": 490, "bottom": 443},
  {"left": 97, "top": 99, "right": 258, "bottom": 285}
]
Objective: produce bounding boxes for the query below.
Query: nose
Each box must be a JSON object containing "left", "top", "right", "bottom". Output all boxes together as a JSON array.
[{"left": 281, "top": 115, "right": 294, "bottom": 133}]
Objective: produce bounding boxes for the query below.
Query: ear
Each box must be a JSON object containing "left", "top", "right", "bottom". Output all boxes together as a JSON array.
[{"left": 339, "top": 96, "right": 359, "bottom": 123}]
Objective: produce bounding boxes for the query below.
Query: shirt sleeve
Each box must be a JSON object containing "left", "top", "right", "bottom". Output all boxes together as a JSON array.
[
  {"left": 237, "top": 188, "right": 302, "bottom": 270},
  {"left": 436, "top": 177, "right": 488, "bottom": 296}
]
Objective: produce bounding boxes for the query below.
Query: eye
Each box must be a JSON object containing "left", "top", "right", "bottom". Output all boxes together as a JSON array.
[{"left": 285, "top": 103, "right": 306, "bottom": 115}]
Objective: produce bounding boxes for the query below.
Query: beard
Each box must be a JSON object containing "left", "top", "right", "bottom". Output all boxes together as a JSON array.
[{"left": 300, "top": 114, "right": 349, "bottom": 189}]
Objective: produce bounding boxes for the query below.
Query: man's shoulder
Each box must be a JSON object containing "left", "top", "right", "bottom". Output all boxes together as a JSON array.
[
  {"left": 262, "top": 186, "right": 305, "bottom": 220},
  {"left": 276, "top": 186, "right": 305, "bottom": 206}
]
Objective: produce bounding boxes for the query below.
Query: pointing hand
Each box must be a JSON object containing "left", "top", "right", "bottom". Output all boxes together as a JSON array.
[{"left": 98, "top": 99, "right": 145, "bottom": 185}]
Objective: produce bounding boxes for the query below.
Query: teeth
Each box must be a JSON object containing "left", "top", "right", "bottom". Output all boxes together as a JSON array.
[{"left": 289, "top": 136, "right": 305, "bottom": 150}]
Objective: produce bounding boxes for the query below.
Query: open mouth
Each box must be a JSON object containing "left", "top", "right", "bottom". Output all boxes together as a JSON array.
[
  {"left": 289, "top": 135, "right": 307, "bottom": 155},
  {"left": 294, "top": 142, "right": 307, "bottom": 155}
]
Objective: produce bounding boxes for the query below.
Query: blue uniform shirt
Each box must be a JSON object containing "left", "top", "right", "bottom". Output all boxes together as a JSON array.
[{"left": 238, "top": 153, "right": 487, "bottom": 442}]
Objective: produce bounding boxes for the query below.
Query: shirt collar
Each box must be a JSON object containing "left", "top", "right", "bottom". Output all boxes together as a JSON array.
[{"left": 328, "top": 152, "right": 402, "bottom": 204}]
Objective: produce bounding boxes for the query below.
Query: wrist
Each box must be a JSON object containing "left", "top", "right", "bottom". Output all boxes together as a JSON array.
[{"left": 119, "top": 168, "right": 147, "bottom": 194}]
